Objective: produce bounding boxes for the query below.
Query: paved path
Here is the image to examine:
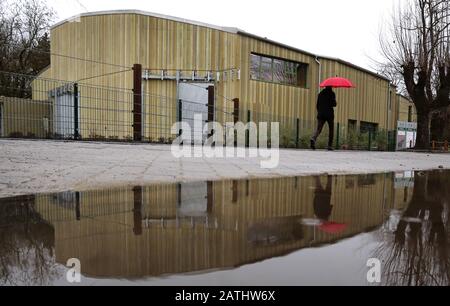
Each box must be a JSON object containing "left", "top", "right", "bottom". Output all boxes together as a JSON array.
[{"left": 0, "top": 139, "right": 449, "bottom": 197}]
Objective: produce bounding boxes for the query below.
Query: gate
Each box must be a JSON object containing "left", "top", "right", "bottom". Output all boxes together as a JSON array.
[
  {"left": 178, "top": 83, "right": 214, "bottom": 144},
  {"left": 178, "top": 181, "right": 209, "bottom": 218},
  {"left": 50, "top": 84, "right": 80, "bottom": 139}
]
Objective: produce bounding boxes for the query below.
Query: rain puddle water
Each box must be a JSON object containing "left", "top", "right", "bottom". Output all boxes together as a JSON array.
[{"left": 0, "top": 170, "right": 449, "bottom": 286}]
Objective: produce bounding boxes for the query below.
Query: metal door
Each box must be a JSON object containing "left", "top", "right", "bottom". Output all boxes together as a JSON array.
[
  {"left": 51, "top": 85, "right": 79, "bottom": 138},
  {"left": 178, "top": 181, "right": 208, "bottom": 218},
  {"left": 178, "top": 83, "right": 212, "bottom": 144}
]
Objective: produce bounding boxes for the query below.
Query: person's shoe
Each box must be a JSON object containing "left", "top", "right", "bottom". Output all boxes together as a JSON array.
[{"left": 310, "top": 139, "right": 316, "bottom": 150}]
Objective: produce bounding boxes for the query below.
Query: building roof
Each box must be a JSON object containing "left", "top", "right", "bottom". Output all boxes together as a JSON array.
[
  {"left": 52, "top": 10, "right": 390, "bottom": 82},
  {"left": 51, "top": 10, "right": 242, "bottom": 34}
]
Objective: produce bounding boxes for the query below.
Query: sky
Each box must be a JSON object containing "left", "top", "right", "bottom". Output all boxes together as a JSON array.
[{"left": 46, "top": 0, "right": 406, "bottom": 73}]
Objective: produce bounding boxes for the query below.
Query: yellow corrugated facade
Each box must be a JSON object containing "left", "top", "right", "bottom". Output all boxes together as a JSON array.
[
  {"left": 32, "top": 174, "right": 401, "bottom": 278},
  {"left": 30, "top": 11, "right": 413, "bottom": 142},
  {"left": 397, "top": 95, "right": 417, "bottom": 123},
  {"left": 0, "top": 96, "right": 52, "bottom": 138}
]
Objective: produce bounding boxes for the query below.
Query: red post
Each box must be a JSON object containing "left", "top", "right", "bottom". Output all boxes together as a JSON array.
[{"left": 133, "top": 64, "right": 142, "bottom": 141}]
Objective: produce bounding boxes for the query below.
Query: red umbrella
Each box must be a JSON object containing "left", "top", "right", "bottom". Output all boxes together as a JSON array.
[
  {"left": 320, "top": 77, "right": 355, "bottom": 88},
  {"left": 319, "top": 222, "right": 348, "bottom": 234}
]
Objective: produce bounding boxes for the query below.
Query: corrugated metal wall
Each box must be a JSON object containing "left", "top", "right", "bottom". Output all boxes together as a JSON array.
[
  {"left": 29, "top": 11, "right": 405, "bottom": 142},
  {"left": 398, "top": 95, "right": 417, "bottom": 123},
  {"left": 33, "top": 174, "right": 399, "bottom": 278},
  {"left": 0, "top": 96, "right": 52, "bottom": 138}
]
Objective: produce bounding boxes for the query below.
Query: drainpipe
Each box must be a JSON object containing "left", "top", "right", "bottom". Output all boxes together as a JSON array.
[
  {"left": 386, "top": 82, "right": 391, "bottom": 148},
  {"left": 314, "top": 56, "right": 322, "bottom": 94}
]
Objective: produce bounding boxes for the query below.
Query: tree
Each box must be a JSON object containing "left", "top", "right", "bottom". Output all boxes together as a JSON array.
[
  {"left": 0, "top": 0, "right": 55, "bottom": 97},
  {"left": 379, "top": 0, "right": 450, "bottom": 149},
  {"left": 373, "top": 171, "right": 450, "bottom": 286}
]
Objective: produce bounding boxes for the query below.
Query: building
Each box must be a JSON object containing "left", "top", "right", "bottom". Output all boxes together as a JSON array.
[
  {"left": 2, "top": 173, "right": 403, "bottom": 280},
  {"left": 17, "top": 10, "right": 413, "bottom": 148}
]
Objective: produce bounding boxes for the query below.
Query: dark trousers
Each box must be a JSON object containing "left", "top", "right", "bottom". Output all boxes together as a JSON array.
[{"left": 312, "top": 118, "right": 334, "bottom": 148}]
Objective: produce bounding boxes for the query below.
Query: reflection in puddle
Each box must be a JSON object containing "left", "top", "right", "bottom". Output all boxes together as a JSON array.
[{"left": 0, "top": 170, "right": 449, "bottom": 286}]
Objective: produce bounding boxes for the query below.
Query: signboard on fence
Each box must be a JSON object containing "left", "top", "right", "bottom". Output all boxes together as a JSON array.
[
  {"left": 397, "top": 121, "right": 417, "bottom": 151},
  {"left": 398, "top": 121, "right": 418, "bottom": 132},
  {"left": 394, "top": 171, "right": 415, "bottom": 188}
]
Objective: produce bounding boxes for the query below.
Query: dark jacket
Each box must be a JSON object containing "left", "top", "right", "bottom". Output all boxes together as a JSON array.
[{"left": 317, "top": 88, "right": 337, "bottom": 120}]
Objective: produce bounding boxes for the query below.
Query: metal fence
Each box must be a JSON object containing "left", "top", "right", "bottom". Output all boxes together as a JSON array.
[{"left": 0, "top": 70, "right": 396, "bottom": 151}]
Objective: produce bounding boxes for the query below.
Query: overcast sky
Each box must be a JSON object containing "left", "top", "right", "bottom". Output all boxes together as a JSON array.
[{"left": 46, "top": 0, "right": 406, "bottom": 73}]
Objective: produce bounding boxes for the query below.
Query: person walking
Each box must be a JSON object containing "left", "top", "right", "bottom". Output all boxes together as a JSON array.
[
  {"left": 313, "top": 175, "right": 333, "bottom": 222},
  {"left": 310, "top": 86, "right": 336, "bottom": 151}
]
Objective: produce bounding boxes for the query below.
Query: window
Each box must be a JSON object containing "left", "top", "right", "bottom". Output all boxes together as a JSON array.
[
  {"left": 249, "top": 53, "right": 308, "bottom": 87},
  {"left": 250, "top": 54, "right": 261, "bottom": 80},
  {"left": 261, "top": 56, "right": 273, "bottom": 82}
]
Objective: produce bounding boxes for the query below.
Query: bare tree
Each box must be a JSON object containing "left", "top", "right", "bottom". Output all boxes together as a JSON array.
[
  {"left": 0, "top": 0, "right": 54, "bottom": 97},
  {"left": 379, "top": 0, "right": 450, "bottom": 149},
  {"left": 374, "top": 171, "right": 450, "bottom": 286}
]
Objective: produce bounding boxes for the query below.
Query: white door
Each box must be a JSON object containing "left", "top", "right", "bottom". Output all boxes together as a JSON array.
[
  {"left": 178, "top": 182, "right": 208, "bottom": 218},
  {"left": 54, "top": 93, "right": 74, "bottom": 138},
  {"left": 51, "top": 85, "right": 80, "bottom": 139},
  {"left": 178, "top": 83, "right": 212, "bottom": 144}
]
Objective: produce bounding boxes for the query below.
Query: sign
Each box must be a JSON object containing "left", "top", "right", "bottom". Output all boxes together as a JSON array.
[
  {"left": 397, "top": 121, "right": 417, "bottom": 132},
  {"left": 394, "top": 171, "right": 415, "bottom": 188}
]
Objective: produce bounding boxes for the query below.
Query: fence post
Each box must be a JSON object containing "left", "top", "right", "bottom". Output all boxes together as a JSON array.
[
  {"left": 207, "top": 86, "right": 215, "bottom": 139},
  {"left": 296, "top": 118, "right": 300, "bottom": 149},
  {"left": 73, "top": 83, "right": 80, "bottom": 140},
  {"left": 75, "top": 192, "right": 81, "bottom": 221},
  {"left": 335, "top": 122, "right": 340, "bottom": 150},
  {"left": 133, "top": 64, "right": 142, "bottom": 142},
  {"left": 368, "top": 131, "right": 372, "bottom": 151},
  {"left": 246, "top": 110, "right": 251, "bottom": 148},
  {"left": 133, "top": 186, "right": 143, "bottom": 236},
  {"left": 233, "top": 98, "right": 239, "bottom": 124},
  {"left": 432, "top": 140, "right": 436, "bottom": 151},
  {"left": 178, "top": 99, "right": 183, "bottom": 137},
  {"left": 445, "top": 140, "right": 449, "bottom": 152}
]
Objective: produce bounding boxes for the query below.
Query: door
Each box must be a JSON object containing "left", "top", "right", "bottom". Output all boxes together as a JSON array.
[
  {"left": 178, "top": 181, "right": 208, "bottom": 218},
  {"left": 52, "top": 85, "right": 79, "bottom": 139},
  {"left": 178, "top": 82, "right": 212, "bottom": 144}
]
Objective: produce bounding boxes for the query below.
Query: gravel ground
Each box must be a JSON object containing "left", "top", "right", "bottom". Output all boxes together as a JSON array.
[{"left": 0, "top": 139, "right": 449, "bottom": 198}]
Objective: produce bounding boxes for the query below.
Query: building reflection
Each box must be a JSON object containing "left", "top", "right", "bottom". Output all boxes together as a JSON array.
[{"left": 2, "top": 171, "right": 447, "bottom": 285}]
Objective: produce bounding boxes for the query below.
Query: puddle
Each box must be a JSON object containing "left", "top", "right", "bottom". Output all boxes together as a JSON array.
[{"left": 0, "top": 170, "right": 449, "bottom": 286}]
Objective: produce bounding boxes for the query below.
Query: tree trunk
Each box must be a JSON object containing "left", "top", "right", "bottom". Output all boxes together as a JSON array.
[{"left": 415, "top": 111, "right": 431, "bottom": 150}]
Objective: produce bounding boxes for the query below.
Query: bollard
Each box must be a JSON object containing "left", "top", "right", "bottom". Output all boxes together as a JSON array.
[
  {"left": 445, "top": 141, "right": 449, "bottom": 152},
  {"left": 296, "top": 118, "right": 300, "bottom": 149},
  {"left": 368, "top": 131, "right": 372, "bottom": 151},
  {"left": 432, "top": 141, "right": 436, "bottom": 151}
]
